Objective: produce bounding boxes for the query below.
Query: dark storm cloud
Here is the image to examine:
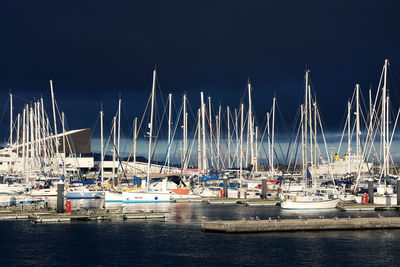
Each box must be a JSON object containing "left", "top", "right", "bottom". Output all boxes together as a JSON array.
[{"left": 0, "top": 0, "right": 399, "bottom": 140}]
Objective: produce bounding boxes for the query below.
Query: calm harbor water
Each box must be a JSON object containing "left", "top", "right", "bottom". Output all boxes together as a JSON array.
[{"left": 1, "top": 203, "right": 400, "bottom": 266}]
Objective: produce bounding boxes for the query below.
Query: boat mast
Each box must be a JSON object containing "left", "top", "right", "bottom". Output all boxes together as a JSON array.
[
  {"left": 271, "top": 97, "right": 276, "bottom": 175},
  {"left": 304, "top": 70, "right": 309, "bottom": 183},
  {"left": 16, "top": 113, "right": 20, "bottom": 157},
  {"left": 227, "top": 106, "right": 231, "bottom": 168},
  {"left": 201, "top": 92, "right": 207, "bottom": 172},
  {"left": 301, "top": 105, "right": 305, "bottom": 183},
  {"left": 197, "top": 109, "right": 202, "bottom": 171},
  {"left": 248, "top": 81, "right": 254, "bottom": 170},
  {"left": 167, "top": 93, "right": 172, "bottom": 172},
  {"left": 133, "top": 117, "right": 137, "bottom": 176},
  {"left": 113, "top": 116, "right": 116, "bottom": 179},
  {"left": 356, "top": 84, "right": 361, "bottom": 162},
  {"left": 267, "top": 112, "right": 271, "bottom": 175},
  {"left": 235, "top": 108, "right": 239, "bottom": 168},
  {"left": 40, "top": 98, "right": 47, "bottom": 164},
  {"left": 382, "top": 59, "right": 388, "bottom": 177},
  {"left": 10, "top": 92, "right": 13, "bottom": 146},
  {"left": 22, "top": 108, "right": 26, "bottom": 182},
  {"left": 313, "top": 101, "right": 317, "bottom": 187},
  {"left": 217, "top": 105, "right": 221, "bottom": 169},
  {"left": 30, "top": 106, "right": 34, "bottom": 170},
  {"left": 255, "top": 126, "right": 258, "bottom": 173},
  {"left": 100, "top": 107, "right": 104, "bottom": 184},
  {"left": 347, "top": 100, "right": 351, "bottom": 173},
  {"left": 50, "top": 80, "right": 58, "bottom": 155},
  {"left": 117, "top": 98, "right": 121, "bottom": 164},
  {"left": 240, "top": 103, "right": 244, "bottom": 198},
  {"left": 308, "top": 85, "right": 313, "bottom": 185},
  {"left": 182, "top": 94, "right": 187, "bottom": 173},
  {"left": 208, "top": 96, "right": 214, "bottom": 168},
  {"left": 147, "top": 69, "right": 156, "bottom": 189},
  {"left": 62, "top": 111, "right": 66, "bottom": 178}
]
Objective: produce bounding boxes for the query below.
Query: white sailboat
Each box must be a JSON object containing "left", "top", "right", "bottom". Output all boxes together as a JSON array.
[
  {"left": 281, "top": 70, "right": 339, "bottom": 210},
  {"left": 123, "top": 69, "right": 174, "bottom": 204}
]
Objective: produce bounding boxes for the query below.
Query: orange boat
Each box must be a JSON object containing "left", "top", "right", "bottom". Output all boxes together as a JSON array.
[{"left": 172, "top": 188, "right": 190, "bottom": 195}]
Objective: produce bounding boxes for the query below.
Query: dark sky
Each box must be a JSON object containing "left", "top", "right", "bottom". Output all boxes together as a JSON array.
[{"left": 1, "top": 0, "right": 400, "bottom": 140}]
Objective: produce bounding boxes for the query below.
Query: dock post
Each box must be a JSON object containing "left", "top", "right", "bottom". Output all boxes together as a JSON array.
[
  {"left": 397, "top": 178, "right": 400, "bottom": 205},
  {"left": 223, "top": 179, "right": 228, "bottom": 198},
  {"left": 368, "top": 178, "right": 374, "bottom": 204},
  {"left": 261, "top": 178, "right": 267, "bottom": 199},
  {"left": 57, "top": 183, "right": 65, "bottom": 213},
  {"left": 137, "top": 177, "right": 142, "bottom": 188},
  {"left": 114, "top": 176, "right": 118, "bottom": 187}
]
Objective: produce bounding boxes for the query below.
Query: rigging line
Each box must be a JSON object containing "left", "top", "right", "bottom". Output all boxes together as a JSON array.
[
  {"left": 91, "top": 113, "right": 100, "bottom": 139},
  {"left": 286, "top": 106, "right": 302, "bottom": 173},
  {"left": 121, "top": 93, "right": 152, "bottom": 177},
  {"left": 150, "top": 92, "right": 169, "bottom": 163},
  {"left": 160, "top": 102, "right": 183, "bottom": 173},
  {"left": 276, "top": 99, "right": 295, "bottom": 167},
  {"left": 205, "top": 108, "right": 228, "bottom": 169}
]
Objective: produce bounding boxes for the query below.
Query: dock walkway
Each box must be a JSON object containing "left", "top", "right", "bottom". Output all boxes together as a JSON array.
[{"left": 202, "top": 217, "right": 400, "bottom": 233}]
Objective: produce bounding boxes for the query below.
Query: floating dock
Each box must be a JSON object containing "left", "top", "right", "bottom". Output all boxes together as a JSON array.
[
  {"left": 338, "top": 203, "right": 400, "bottom": 211},
  {"left": 0, "top": 207, "right": 168, "bottom": 224},
  {"left": 201, "top": 217, "right": 400, "bottom": 233}
]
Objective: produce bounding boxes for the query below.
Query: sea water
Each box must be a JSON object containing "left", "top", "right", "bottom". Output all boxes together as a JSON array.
[{"left": 1, "top": 203, "right": 400, "bottom": 266}]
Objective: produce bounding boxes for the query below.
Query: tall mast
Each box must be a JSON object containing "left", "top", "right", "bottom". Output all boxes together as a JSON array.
[
  {"left": 113, "top": 116, "right": 116, "bottom": 178},
  {"left": 304, "top": 70, "right": 309, "bottom": 179},
  {"left": 9, "top": 92, "right": 13, "bottom": 146},
  {"left": 197, "top": 109, "right": 202, "bottom": 171},
  {"left": 301, "top": 105, "right": 305, "bottom": 182},
  {"left": 208, "top": 96, "right": 214, "bottom": 168},
  {"left": 227, "top": 106, "right": 231, "bottom": 169},
  {"left": 200, "top": 92, "right": 207, "bottom": 172},
  {"left": 356, "top": 84, "right": 360, "bottom": 159},
  {"left": 30, "top": 106, "right": 34, "bottom": 168},
  {"left": 271, "top": 97, "right": 276, "bottom": 175},
  {"left": 133, "top": 117, "right": 137, "bottom": 176},
  {"left": 347, "top": 100, "right": 351, "bottom": 173},
  {"left": 308, "top": 85, "right": 313, "bottom": 183},
  {"left": 240, "top": 103, "right": 244, "bottom": 198},
  {"left": 62, "top": 111, "right": 66, "bottom": 177},
  {"left": 313, "top": 102, "right": 317, "bottom": 187},
  {"left": 50, "top": 80, "right": 58, "bottom": 155},
  {"left": 382, "top": 59, "right": 388, "bottom": 176},
  {"left": 235, "top": 109, "right": 239, "bottom": 168},
  {"left": 248, "top": 81, "right": 254, "bottom": 169},
  {"left": 167, "top": 93, "right": 172, "bottom": 172},
  {"left": 146, "top": 69, "right": 156, "bottom": 189},
  {"left": 117, "top": 98, "right": 121, "bottom": 161},
  {"left": 217, "top": 105, "right": 221, "bottom": 169},
  {"left": 100, "top": 108, "right": 104, "bottom": 184},
  {"left": 255, "top": 126, "right": 258, "bottom": 174},
  {"left": 267, "top": 112, "right": 271, "bottom": 174},
  {"left": 22, "top": 108, "right": 26, "bottom": 181},
  {"left": 40, "top": 98, "right": 47, "bottom": 165},
  {"left": 182, "top": 94, "right": 187, "bottom": 172},
  {"left": 16, "top": 113, "right": 20, "bottom": 156}
]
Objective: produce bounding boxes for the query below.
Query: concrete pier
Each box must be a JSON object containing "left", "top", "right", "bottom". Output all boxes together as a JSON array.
[{"left": 202, "top": 217, "right": 400, "bottom": 233}]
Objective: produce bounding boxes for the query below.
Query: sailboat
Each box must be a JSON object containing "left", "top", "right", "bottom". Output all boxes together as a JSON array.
[
  {"left": 122, "top": 69, "right": 174, "bottom": 204},
  {"left": 281, "top": 70, "right": 339, "bottom": 210}
]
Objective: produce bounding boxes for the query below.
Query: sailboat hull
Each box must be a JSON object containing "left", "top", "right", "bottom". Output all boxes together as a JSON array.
[
  {"left": 281, "top": 198, "right": 340, "bottom": 210},
  {"left": 122, "top": 191, "right": 172, "bottom": 203}
]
